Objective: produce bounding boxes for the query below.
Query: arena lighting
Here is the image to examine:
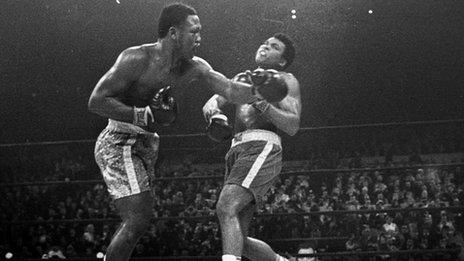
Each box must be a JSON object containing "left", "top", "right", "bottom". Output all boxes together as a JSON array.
[
  {"left": 291, "top": 9, "right": 297, "bottom": 19},
  {"left": 5, "top": 252, "right": 13, "bottom": 259}
]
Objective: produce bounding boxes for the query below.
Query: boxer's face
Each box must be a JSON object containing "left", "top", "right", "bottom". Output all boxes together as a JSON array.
[
  {"left": 176, "top": 15, "right": 202, "bottom": 59},
  {"left": 255, "top": 37, "right": 286, "bottom": 69}
]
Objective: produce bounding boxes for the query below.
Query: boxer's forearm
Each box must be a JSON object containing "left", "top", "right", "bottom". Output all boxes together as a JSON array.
[
  {"left": 88, "top": 95, "right": 134, "bottom": 123},
  {"left": 263, "top": 76, "right": 301, "bottom": 136},
  {"left": 259, "top": 95, "right": 301, "bottom": 136},
  {"left": 263, "top": 105, "right": 300, "bottom": 136},
  {"left": 202, "top": 70, "right": 255, "bottom": 104}
]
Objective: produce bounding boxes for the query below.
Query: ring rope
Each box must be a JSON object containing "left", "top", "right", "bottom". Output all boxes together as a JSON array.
[
  {"left": 4, "top": 206, "right": 462, "bottom": 225},
  {"left": 2, "top": 119, "right": 462, "bottom": 260},
  {"left": 8, "top": 248, "right": 461, "bottom": 260},
  {"left": 0, "top": 118, "right": 462, "bottom": 148},
  {"left": 297, "top": 248, "right": 461, "bottom": 257},
  {"left": 267, "top": 236, "right": 349, "bottom": 243},
  {"left": 2, "top": 162, "right": 462, "bottom": 187}
]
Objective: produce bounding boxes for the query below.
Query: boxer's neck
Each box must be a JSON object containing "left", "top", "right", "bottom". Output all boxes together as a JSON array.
[{"left": 155, "top": 39, "right": 185, "bottom": 72}]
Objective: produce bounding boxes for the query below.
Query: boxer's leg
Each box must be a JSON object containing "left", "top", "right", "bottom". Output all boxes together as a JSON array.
[
  {"left": 105, "top": 191, "right": 153, "bottom": 261},
  {"left": 95, "top": 131, "right": 156, "bottom": 261},
  {"left": 239, "top": 204, "right": 286, "bottom": 261},
  {"left": 216, "top": 184, "right": 254, "bottom": 261}
]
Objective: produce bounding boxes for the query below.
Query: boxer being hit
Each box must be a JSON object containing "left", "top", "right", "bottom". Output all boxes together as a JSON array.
[
  {"left": 88, "top": 3, "right": 284, "bottom": 261},
  {"left": 203, "top": 33, "right": 301, "bottom": 261}
]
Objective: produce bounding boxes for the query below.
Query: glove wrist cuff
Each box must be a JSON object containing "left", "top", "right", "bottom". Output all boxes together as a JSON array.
[
  {"left": 133, "top": 106, "right": 153, "bottom": 126},
  {"left": 252, "top": 100, "right": 270, "bottom": 114},
  {"left": 210, "top": 113, "right": 228, "bottom": 122}
]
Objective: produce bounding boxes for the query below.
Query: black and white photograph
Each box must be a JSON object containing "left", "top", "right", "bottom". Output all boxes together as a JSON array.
[{"left": 1, "top": 0, "right": 463, "bottom": 260}]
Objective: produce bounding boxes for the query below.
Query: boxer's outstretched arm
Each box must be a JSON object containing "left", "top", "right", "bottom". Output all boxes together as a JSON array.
[
  {"left": 204, "top": 70, "right": 256, "bottom": 104},
  {"left": 193, "top": 57, "right": 255, "bottom": 104},
  {"left": 88, "top": 47, "right": 146, "bottom": 123}
]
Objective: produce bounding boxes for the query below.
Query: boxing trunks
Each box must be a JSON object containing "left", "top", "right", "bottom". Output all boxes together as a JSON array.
[
  {"left": 224, "top": 129, "right": 282, "bottom": 203},
  {"left": 94, "top": 119, "right": 159, "bottom": 199}
]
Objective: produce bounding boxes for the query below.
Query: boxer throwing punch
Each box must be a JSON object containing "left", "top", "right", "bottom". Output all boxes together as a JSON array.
[
  {"left": 203, "top": 33, "right": 301, "bottom": 261},
  {"left": 88, "top": 3, "right": 272, "bottom": 261}
]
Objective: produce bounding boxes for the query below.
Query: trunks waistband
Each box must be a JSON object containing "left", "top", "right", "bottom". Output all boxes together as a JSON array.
[
  {"left": 231, "top": 129, "right": 281, "bottom": 148},
  {"left": 107, "top": 119, "right": 158, "bottom": 136}
]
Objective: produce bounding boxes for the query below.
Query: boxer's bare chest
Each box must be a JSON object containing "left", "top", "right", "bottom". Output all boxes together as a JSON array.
[
  {"left": 234, "top": 104, "right": 275, "bottom": 132},
  {"left": 122, "top": 61, "right": 194, "bottom": 107}
]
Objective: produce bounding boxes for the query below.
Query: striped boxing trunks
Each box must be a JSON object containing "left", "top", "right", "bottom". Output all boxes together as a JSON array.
[
  {"left": 224, "top": 129, "right": 282, "bottom": 203},
  {"left": 94, "top": 119, "right": 159, "bottom": 199}
]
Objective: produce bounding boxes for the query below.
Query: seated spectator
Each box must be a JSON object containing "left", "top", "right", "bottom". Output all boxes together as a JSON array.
[{"left": 297, "top": 242, "right": 317, "bottom": 261}]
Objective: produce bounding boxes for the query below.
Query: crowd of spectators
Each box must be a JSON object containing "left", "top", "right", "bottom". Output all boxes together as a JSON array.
[{"left": 1, "top": 125, "right": 463, "bottom": 260}]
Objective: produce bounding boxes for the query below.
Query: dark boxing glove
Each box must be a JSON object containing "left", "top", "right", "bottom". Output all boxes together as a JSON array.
[
  {"left": 150, "top": 86, "right": 178, "bottom": 126},
  {"left": 206, "top": 113, "right": 233, "bottom": 142},
  {"left": 133, "top": 86, "right": 178, "bottom": 128},
  {"left": 249, "top": 69, "right": 288, "bottom": 103}
]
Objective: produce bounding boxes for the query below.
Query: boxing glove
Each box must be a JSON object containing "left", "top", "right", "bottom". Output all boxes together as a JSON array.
[
  {"left": 250, "top": 69, "right": 288, "bottom": 102},
  {"left": 150, "top": 86, "right": 178, "bottom": 126},
  {"left": 133, "top": 86, "right": 178, "bottom": 128},
  {"left": 206, "top": 114, "right": 233, "bottom": 142}
]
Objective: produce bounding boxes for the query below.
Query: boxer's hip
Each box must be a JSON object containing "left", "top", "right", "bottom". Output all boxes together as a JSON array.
[
  {"left": 230, "top": 129, "right": 281, "bottom": 148},
  {"left": 94, "top": 120, "right": 160, "bottom": 199}
]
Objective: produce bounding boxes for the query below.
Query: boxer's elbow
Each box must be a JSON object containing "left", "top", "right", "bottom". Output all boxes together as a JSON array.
[
  {"left": 87, "top": 96, "right": 97, "bottom": 112},
  {"left": 88, "top": 95, "right": 103, "bottom": 115},
  {"left": 286, "top": 124, "right": 299, "bottom": 136},
  {"left": 284, "top": 117, "right": 300, "bottom": 136},
  {"left": 287, "top": 127, "right": 299, "bottom": 136}
]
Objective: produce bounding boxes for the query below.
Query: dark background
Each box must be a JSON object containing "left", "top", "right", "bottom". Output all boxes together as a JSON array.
[{"left": 1, "top": 0, "right": 463, "bottom": 144}]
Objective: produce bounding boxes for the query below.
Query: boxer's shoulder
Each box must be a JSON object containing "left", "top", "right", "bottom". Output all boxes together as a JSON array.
[
  {"left": 115, "top": 45, "right": 152, "bottom": 74},
  {"left": 123, "top": 45, "right": 151, "bottom": 58},
  {"left": 279, "top": 71, "right": 295, "bottom": 80},
  {"left": 280, "top": 71, "right": 299, "bottom": 89},
  {"left": 192, "top": 56, "right": 213, "bottom": 70},
  {"left": 138, "top": 43, "right": 162, "bottom": 59},
  {"left": 192, "top": 55, "right": 206, "bottom": 63}
]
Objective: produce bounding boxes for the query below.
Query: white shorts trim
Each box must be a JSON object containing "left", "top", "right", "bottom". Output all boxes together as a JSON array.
[
  {"left": 231, "top": 129, "right": 281, "bottom": 148},
  {"left": 107, "top": 119, "right": 156, "bottom": 135},
  {"left": 241, "top": 141, "right": 274, "bottom": 188},
  {"left": 123, "top": 137, "right": 140, "bottom": 194}
]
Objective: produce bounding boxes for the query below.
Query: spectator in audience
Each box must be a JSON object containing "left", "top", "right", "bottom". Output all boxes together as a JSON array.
[
  {"left": 296, "top": 242, "right": 317, "bottom": 261},
  {"left": 1, "top": 127, "right": 463, "bottom": 258}
]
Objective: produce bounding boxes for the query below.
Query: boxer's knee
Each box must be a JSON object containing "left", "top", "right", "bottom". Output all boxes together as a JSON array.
[
  {"left": 216, "top": 195, "right": 241, "bottom": 221},
  {"left": 216, "top": 184, "right": 253, "bottom": 221},
  {"left": 116, "top": 192, "right": 153, "bottom": 238},
  {"left": 243, "top": 237, "right": 252, "bottom": 254},
  {"left": 121, "top": 214, "right": 151, "bottom": 244},
  {"left": 216, "top": 197, "right": 239, "bottom": 221},
  {"left": 132, "top": 212, "right": 152, "bottom": 232}
]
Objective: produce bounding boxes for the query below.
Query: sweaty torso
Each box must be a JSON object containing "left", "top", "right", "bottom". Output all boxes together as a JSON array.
[
  {"left": 119, "top": 43, "right": 198, "bottom": 108},
  {"left": 234, "top": 103, "right": 277, "bottom": 133},
  {"left": 231, "top": 72, "right": 280, "bottom": 133}
]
